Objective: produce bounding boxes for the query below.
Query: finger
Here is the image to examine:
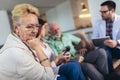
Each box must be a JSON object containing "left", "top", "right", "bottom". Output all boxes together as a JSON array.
[
  {"left": 61, "top": 52, "right": 65, "bottom": 55},
  {"left": 81, "top": 50, "right": 85, "bottom": 53},
  {"left": 85, "top": 49, "right": 87, "bottom": 52}
]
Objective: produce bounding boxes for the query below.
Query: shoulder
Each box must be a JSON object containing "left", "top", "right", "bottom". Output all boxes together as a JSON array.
[
  {"left": 2, "top": 47, "right": 27, "bottom": 59},
  {"left": 2, "top": 47, "right": 33, "bottom": 63},
  {"left": 0, "top": 47, "right": 29, "bottom": 68},
  {"left": 96, "top": 19, "right": 105, "bottom": 24},
  {"left": 93, "top": 19, "right": 105, "bottom": 28},
  {"left": 62, "top": 33, "right": 72, "bottom": 37}
]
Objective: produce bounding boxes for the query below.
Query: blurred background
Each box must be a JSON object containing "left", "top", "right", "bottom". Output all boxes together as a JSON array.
[{"left": 0, "top": 0, "right": 120, "bottom": 45}]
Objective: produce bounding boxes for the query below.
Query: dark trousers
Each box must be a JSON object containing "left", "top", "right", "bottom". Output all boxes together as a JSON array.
[
  {"left": 81, "top": 48, "right": 108, "bottom": 80},
  {"left": 57, "top": 60, "right": 85, "bottom": 80},
  {"left": 100, "top": 45, "right": 120, "bottom": 73},
  {"left": 104, "top": 72, "right": 120, "bottom": 80}
]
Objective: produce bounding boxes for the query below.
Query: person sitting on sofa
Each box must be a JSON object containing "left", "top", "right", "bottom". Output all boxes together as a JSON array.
[
  {"left": 47, "top": 22, "right": 109, "bottom": 80},
  {"left": 0, "top": 3, "right": 55, "bottom": 80},
  {"left": 92, "top": 0, "right": 120, "bottom": 73},
  {"left": 36, "top": 18, "right": 86, "bottom": 80}
]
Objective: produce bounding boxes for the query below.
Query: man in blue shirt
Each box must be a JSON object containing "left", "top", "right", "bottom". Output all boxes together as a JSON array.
[{"left": 92, "top": 0, "right": 120, "bottom": 73}]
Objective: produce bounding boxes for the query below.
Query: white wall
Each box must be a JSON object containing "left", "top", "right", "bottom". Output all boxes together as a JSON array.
[
  {"left": 46, "top": 0, "right": 120, "bottom": 32},
  {"left": 46, "top": 0, "right": 75, "bottom": 32},
  {"left": 46, "top": 8, "right": 58, "bottom": 23},
  {"left": 0, "top": 11, "right": 11, "bottom": 45},
  {"left": 88, "top": 0, "right": 120, "bottom": 25},
  {"left": 1, "top": 0, "right": 120, "bottom": 45}
]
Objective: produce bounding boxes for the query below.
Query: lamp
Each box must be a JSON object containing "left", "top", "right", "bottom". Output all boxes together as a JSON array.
[
  {"left": 81, "top": 2, "right": 87, "bottom": 12},
  {"left": 79, "top": 13, "right": 91, "bottom": 18}
]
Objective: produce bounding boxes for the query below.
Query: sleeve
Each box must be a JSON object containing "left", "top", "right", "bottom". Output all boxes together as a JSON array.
[
  {"left": 69, "top": 34, "right": 81, "bottom": 45},
  {"left": 46, "top": 43, "right": 59, "bottom": 75},
  {"left": 8, "top": 48, "right": 55, "bottom": 80},
  {"left": 50, "top": 55, "right": 60, "bottom": 75},
  {"left": 92, "top": 21, "right": 100, "bottom": 39},
  {"left": 116, "top": 28, "right": 120, "bottom": 46},
  {"left": 48, "top": 40, "right": 59, "bottom": 56},
  {"left": 48, "top": 46, "right": 57, "bottom": 68}
]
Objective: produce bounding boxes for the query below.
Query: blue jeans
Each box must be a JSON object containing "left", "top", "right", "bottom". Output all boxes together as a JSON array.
[
  {"left": 100, "top": 45, "right": 120, "bottom": 73},
  {"left": 57, "top": 60, "right": 85, "bottom": 80}
]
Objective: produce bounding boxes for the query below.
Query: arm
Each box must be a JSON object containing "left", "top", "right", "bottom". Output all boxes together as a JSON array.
[
  {"left": 6, "top": 48, "right": 55, "bottom": 80},
  {"left": 28, "top": 38, "right": 51, "bottom": 66},
  {"left": 47, "top": 40, "right": 59, "bottom": 56},
  {"left": 69, "top": 34, "right": 81, "bottom": 45},
  {"left": 47, "top": 43, "right": 70, "bottom": 66},
  {"left": 92, "top": 21, "right": 100, "bottom": 39},
  {"left": 27, "top": 38, "right": 55, "bottom": 80}
]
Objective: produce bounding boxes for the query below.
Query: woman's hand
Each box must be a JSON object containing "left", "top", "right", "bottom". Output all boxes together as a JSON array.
[{"left": 27, "top": 38, "right": 41, "bottom": 50}]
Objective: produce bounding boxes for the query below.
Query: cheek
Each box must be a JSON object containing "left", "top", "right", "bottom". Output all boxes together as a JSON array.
[
  {"left": 18, "top": 29, "right": 31, "bottom": 41},
  {"left": 41, "top": 29, "right": 46, "bottom": 37}
]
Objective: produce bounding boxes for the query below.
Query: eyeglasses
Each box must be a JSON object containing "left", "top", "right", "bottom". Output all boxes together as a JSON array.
[
  {"left": 100, "top": 10, "right": 109, "bottom": 14},
  {"left": 18, "top": 24, "right": 41, "bottom": 30}
]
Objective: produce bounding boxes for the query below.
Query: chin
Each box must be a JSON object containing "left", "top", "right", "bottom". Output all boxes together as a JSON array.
[{"left": 28, "top": 37, "right": 36, "bottom": 40}]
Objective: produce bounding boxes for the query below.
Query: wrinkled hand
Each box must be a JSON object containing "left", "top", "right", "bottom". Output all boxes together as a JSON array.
[
  {"left": 27, "top": 38, "right": 41, "bottom": 50},
  {"left": 64, "top": 52, "right": 71, "bottom": 62},
  {"left": 55, "top": 52, "right": 71, "bottom": 65},
  {"left": 78, "top": 48, "right": 87, "bottom": 56},
  {"left": 104, "top": 40, "right": 117, "bottom": 48}
]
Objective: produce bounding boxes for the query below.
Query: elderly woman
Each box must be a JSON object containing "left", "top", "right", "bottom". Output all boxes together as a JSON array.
[{"left": 0, "top": 4, "right": 54, "bottom": 80}]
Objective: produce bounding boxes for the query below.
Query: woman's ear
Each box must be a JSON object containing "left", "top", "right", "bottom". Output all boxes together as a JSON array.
[{"left": 13, "top": 24, "right": 19, "bottom": 34}]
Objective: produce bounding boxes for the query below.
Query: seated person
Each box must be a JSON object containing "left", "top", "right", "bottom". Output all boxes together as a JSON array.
[
  {"left": 36, "top": 18, "right": 85, "bottom": 80},
  {"left": 0, "top": 4, "right": 55, "bottom": 80},
  {"left": 92, "top": 0, "right": 120, "bottom": 73},
  {"left": 47, "top": 22, "right": 109, "bottom": 80}
]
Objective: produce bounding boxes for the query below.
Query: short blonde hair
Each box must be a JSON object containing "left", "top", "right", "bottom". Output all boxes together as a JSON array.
[{"left": 12, "top": 3, "right": 40, "bottom": 24}]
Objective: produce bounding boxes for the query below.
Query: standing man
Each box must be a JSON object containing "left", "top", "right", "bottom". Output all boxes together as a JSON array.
[{"left": 92, "top": 0, "right": 120, "bottom": 73}]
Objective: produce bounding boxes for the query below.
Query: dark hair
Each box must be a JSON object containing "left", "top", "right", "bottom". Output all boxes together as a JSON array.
[
  {"left": 36, "top": 18, "right": 47, "bottom": 37},
  {"left": 38, "top": 18, "right": 46, "bottom": 26},
  {"left": 101, "top": 0, "right": 116, "bottom": 10}
]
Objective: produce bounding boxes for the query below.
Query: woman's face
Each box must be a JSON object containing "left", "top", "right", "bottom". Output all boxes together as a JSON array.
[{"left": 14, "top": 14, "right": 39, "bottom": 42}]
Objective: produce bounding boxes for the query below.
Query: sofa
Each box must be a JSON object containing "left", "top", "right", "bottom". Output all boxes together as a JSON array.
[{"left": 73, "top": 32, "right": 120, "bottom": 69}]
